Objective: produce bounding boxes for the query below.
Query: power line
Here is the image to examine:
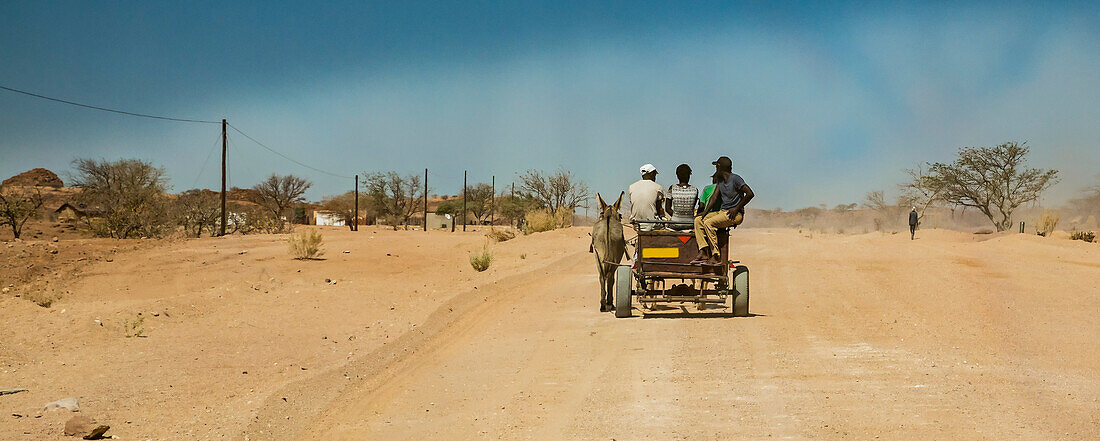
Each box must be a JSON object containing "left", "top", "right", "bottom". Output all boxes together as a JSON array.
[
  {"left": 227, "top": 123, "right": 353, "bottom": 179},
  {"left": 0, "top": 84, "right": 220, "bottom": 124}
]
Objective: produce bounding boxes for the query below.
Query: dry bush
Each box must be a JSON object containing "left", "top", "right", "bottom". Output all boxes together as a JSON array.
[
  {"left": 524, "top": 209, "right": 559, "bottom": 234},
  {"left": 1070, "top": 230, "right": 1095, "bottom": 243},
  {"left": 469, "top": 248, "right": 492, "bottom": 272},
  {"left": 1037, "top": 209, "right": 1059, "bottom": 236},
  {"left": 486, "top": 228, "right": 516, "bottom": 242},
  {"left": 288, "top": 229, "right": 325, "bottom": 260},
  {"left": 24, "top": 289, "right": 61, "bottom": 308},
  {"left": 523, "top": 208, "right": 572, "bottom": 234}
]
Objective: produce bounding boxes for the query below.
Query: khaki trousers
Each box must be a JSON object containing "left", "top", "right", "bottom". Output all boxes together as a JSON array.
[{"left": 694, "top": 210, "right": 743, "bottom": 257}]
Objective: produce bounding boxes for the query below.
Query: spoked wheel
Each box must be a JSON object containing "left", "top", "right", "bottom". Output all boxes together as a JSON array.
[
  {"left": 729, "top": 265, "right": 749, "bottom": 317},
  {"left": 614, "top": 266, "right": 633, "bottom": 318}
]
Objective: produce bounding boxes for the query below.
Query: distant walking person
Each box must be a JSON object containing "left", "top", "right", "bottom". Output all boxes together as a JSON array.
[{"left": 909, "top": 207, "right": 918, "bottom": 240}]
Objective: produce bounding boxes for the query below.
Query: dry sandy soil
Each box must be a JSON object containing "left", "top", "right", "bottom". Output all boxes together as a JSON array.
[{"left": 1, "top": 226, "right": 1097, "bottom": 440}]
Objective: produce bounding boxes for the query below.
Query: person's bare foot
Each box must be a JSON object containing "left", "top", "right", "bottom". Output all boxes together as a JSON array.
[{"left": 690, "top": 248, "right": 710, "bottom": 265}]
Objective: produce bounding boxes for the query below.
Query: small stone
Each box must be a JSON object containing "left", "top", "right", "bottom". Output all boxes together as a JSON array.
[
  {"left": 1, "top": 287, "right": 9, "bottom": 294},
  {"left": 324, "top": 278, "right": 331, "bottom": 283},
  {"left": 151, "top": 311, "right": 160, "bottom": 317},
  {"left": 51, "top": 237, "right": 59, "bottom": 242},
  {"left": 44, "top": 397, "right": 79, "bottom": 412},
  {"left": 342, "top": 250, "right": 350, "bottom": 254}
]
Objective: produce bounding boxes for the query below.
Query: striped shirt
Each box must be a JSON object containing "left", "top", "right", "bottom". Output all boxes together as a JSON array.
[{"left": 667, "top": 184, "right": 699, "bottom": 224}]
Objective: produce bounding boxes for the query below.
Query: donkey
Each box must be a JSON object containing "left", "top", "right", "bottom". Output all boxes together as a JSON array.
[{"left": 591, "top": 192, "right": 628, "bottom": 312}]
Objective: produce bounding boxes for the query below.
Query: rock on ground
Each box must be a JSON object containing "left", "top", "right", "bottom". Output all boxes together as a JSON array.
[{"left": 44, "top": 397, "right": 79, "bottom": 412}]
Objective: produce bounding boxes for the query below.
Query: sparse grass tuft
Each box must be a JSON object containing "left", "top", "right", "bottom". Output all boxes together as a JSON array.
[
  {"left": 124, "top": 314, "right": 146, "bottom": 338},
  {"left": 1038, "top": 209, "right": 1059, "bottom": 237},
  {"left": 288, "top": 229, "right": 325, "bottom": 260},
  {"left": 1070, "top": 230, "right": 1095, "bottom": 243},
  {"left": 470, "top": 248, "right": 493, "bottom": 272}
]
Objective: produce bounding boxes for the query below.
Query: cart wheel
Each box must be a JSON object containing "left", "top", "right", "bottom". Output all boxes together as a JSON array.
[
  {"left": 614, "top": 266, "right": 632, "bottom": 318},
  {"left": 729, "top": 265, "right": 749, "bottom": 317}
]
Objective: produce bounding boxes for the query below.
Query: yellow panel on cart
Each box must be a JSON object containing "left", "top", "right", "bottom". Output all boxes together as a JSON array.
[{"left": 641, "top": 247, "right": 679, "bottom": 259}]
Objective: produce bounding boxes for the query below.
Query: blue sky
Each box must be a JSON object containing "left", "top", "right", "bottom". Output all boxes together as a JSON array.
[{"left": 1, "top": 1, "right": 1098, "bottom": 209}]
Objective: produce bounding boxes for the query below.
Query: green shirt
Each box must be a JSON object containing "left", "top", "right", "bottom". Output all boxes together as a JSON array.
[{"left": 700, "top": 185, "right": 720, "bottom": 213}]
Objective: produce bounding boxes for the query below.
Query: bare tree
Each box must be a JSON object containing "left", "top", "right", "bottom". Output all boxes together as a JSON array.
[
  {"left": 518, "top": 169, "right": 589, "bottom": 212},
  {"left": 252, "top": 174, "right": 312, "bottom": 225},
  {"left": 0, "top": 185, "right": 44, "bottom": 239},
  {"left": 898, "top": 164, "right": 942, "bottom": 222},
  {"left": 321, "top": 191, "right": 365, "bottom": 231},
  {"left": 463, "top": 183, "right": 495, "bottom": 224},
  {"left": 71, "top": 158, "right": 172, "bottom": 238},
  {"left": 925, "top": 142, "right": 1059, "bottom": 231},
  {"left": 362, "top": 172, "right": 425, "bottom": 230},
  {"left": 174, "top": 189, "right": 221, "bottom": 237},
  {"left": 862, "top": 190, "right": 904, "bottom": 231}
]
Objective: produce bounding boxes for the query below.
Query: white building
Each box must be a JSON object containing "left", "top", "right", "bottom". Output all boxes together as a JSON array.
[{"left": 313, "top": 210, "right": 346, "bottom": 226}]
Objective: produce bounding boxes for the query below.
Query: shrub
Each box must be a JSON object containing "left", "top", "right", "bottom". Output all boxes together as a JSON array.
[
  {"left": 1070, "top": 230, "right": 1095, "bottom": 243},
  {"left": 469, "top": 248, "right": 492, "bottom": 272},
  {"left": 523, "top": 208, "right": 572, "bottom": 234},
  {"left": 486, "top": 228, "right": 516, "bottom": 242},
  {"left": 1037, "top": 209, "right": 1059, "bottom": 237},
  {"left": 288, "top": 229, "right": 325, "bottom": 260}
]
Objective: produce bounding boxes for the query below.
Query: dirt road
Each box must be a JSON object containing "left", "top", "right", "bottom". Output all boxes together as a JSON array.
[
  {"left": 2, "top": 227, "right": 1097, "bottom": 440},
  {"left": 254, "top": 229, "right": 1099, "bottom": 440}
]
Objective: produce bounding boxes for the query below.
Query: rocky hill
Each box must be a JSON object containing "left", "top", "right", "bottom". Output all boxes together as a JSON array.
[{"left": 2, "top": 168, "right": 64, "bottom": 188}]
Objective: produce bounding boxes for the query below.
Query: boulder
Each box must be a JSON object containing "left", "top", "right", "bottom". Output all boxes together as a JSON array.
[{"left": 64, "top": 415, "right": 109, "bottom": 439}]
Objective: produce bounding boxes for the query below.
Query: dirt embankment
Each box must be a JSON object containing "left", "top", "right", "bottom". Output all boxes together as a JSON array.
[{"left": 0, "top": 226, "right": 587, "bottom": 440}]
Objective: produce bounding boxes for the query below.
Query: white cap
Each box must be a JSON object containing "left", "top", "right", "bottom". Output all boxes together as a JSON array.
[{"left": 640, "top": 164, "right": 657, "bottom": 175}]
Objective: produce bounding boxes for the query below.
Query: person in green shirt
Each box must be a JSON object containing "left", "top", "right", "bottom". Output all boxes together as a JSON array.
[{"left": 697, "top": 174, "right": 722, "bottom": 215}]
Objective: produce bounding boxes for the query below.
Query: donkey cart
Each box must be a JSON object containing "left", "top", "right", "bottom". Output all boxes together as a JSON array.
[{"left": 614, "top": 221, "right": 749, "bottom": 318}]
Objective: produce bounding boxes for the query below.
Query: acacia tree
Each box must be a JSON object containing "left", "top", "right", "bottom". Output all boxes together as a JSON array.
[
  {"left": 518, "top": 169, "right": 589, "bottom": 212},
  {"left": 174, "top": 189, "right": 221, "bottom": 237},
  {"left": 252, "top": 174, "right": 312, "bottom": 225},
  {"left": 463, "top": 183, "right": 495, "bottom": 224},
  {"left": 362, "top": 172, "right": 425, "bottom": 230},
  {"left": 497, "top": 191, "right": 538, "bottom": 228},
  {"left": 71, "top": 158, "right": 172, "bottom": 238},
  {"left": 925, "top": 142, "right": 1059, "bottom": 231},
  {"left": 0, "top": 185, "right": 44, "bottom": 239}
]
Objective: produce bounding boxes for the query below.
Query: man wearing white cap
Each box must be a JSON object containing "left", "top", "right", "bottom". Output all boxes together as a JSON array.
[{"left": 628, "top": 164, "right": 666, "bottom": 231}]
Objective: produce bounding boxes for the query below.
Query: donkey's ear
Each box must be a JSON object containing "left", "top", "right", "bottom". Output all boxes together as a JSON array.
[
  {"left": 596, "top": 193, "right": 607, "bottom": 211},
  {"left": 612, "top": 191, "right": 624, "bottom": 210}
]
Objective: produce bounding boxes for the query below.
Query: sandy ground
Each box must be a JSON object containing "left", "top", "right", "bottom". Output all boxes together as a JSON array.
[{"left": 1, "top": 226, "right": 1098, "bottom": 440}]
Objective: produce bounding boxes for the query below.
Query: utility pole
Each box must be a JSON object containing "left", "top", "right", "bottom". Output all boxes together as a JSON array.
[
  {"left": 491, "top": 175, "right": 495, "bottom": 227},
  {"left": 462, "top": 170, "right": 467, "bottom": 232},
  {"left": 219, "top": 118, "right": 227, "bottom": 236},
  {"left": 511, "top": 182, "right": 515, "bottom": 228},
  {"left": 423, "top": 168, "right": 428, "bottom": 231},
  {"left": 353, "top": 174, "right": 359, "bottom": 231}
]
